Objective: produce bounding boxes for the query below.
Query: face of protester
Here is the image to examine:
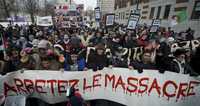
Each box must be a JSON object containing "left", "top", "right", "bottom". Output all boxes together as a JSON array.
[
  {"left": 29, "top": 35, "right": 34, "bottom": 41},
  {"left": 97, "top": 32, "right": 101, "bottom": 37},
  {"left": 71, "top": 54, "right": 78, "bottom": 63},
  {"left": 39, "top": 48, "right": 47, "bottom": 58},
  {"left": 41, "top": 60, "right": 50, "bottom": 69},
  {"left": 97, "top": 49, "right": 104, "bottom": 55},
  {"left": 12, "top": 37, "right": 18, "bottom": 43},
  {"left": 142, "top": 52, "right": 152, "bottom": 64},
  {"left": 11, "top": 50, "right": 19, "bottom": 58},
  {"left": 84, "top": 32, "right": 88, "bottom": 37},
  {"left": 55, "top": 35, "right": 59, "bottom": 41},
  {"left": 177, "top": 54, "right": 186, "bottom": 64}
]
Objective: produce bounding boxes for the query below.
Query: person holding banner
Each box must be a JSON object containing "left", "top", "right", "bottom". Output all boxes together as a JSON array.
[
  {"left": 85, "top": 43, "right": 112, "bottom": 71},
  {"left": 169, "top": 49, "right": 198, "bottom": 76},
  {"left": 129, "top": 50, "right": 157, "bottom": 72}
]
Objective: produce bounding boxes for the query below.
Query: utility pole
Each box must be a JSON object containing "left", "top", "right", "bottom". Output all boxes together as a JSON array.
[
  {"left": 44, "top": 0, "right": 47, "bottom": 16},
  {"left": 136, "top": 0, "right": 139, "bottom": 10}
]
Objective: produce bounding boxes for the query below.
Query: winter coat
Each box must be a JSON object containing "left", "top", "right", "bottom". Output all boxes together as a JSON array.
[
  {"left": 130, "top": 61, "right": 157, "bottom": 70},
  {"left": 64, "top": 56, "right": 86, "bottom": 71},
  {"left": 169, "top": 59, "right": 198, "bottom": 76},
  {"left": 86, "top": 50, "right": 111, "bottom": 71}
]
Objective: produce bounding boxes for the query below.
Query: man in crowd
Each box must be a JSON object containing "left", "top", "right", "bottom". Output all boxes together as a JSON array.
[
  {"left": 169, "top": 49, "right": 198, "bottom": 76},
  {"left": 85, "top": 43, "right": 112, "bottom": 71}
]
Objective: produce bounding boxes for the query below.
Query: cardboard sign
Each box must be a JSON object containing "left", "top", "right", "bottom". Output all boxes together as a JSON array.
[
  {"left": 0, "top": 68, "right": 200, "bottom": 106},
  {"left": 127, "top": 13, "right": 140, "bottom": 30},
  {"left": 37, "top": 16, "right": 53, "bottom": 26},
  {"left": 150, "top": 19, "right": 161, "bottom": 32},
  {"left": 105, "top": 14, "right": 115, "bottom": 26},
  {"left": 95, "top": 7, "right": 101, "bottom": 20}
]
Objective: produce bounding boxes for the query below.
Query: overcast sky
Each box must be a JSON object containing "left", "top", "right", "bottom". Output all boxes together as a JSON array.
[{"left": 74, "top": 0, "right": 97, "bottom": 10}]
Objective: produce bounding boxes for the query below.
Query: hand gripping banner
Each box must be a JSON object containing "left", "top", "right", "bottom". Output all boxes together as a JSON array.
[{"left": 0, "top": 68, "right": 200, "bottom": 106}]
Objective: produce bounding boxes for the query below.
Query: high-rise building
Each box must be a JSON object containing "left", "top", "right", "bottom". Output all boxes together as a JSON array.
[
  {"left": 114, "top": 0, "right": 200, "bottom": 37},
  {"left": 98, "top": 0, "right": 115, "bottom": 15}
]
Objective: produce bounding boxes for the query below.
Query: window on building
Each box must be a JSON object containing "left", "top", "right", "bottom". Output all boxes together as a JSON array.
[
  {"left": 156, "top": 6, "right": 162, "bottom": 19},
  {"left": 176, "top": 0, "right": 189, "bottom": 3},
  {"left": 114, "top": 0, "right": 117, "bottom": 10},
  {"left": 191, "top": 1, "right": 200, "bottom": 19},
  {"left": 143, "top": 5, "right": 149, "bottom": 9},
  {"left": 123, "top": 12, "right": 125, "bottom": 19},
  {"left": 174, "top": 7, "right": 187, "bottom": 11},
  {"left": 163, "top": 5, "right": 171, "bottom": 19},
  {"left": 141, "top": 16, "right": 147, "bottom": 19},
  {"left": 130, "top": 0, "right": 136, "bottom": 5},
  {"left": 149, "top": 7, "right": 155, "bottom": 19}
]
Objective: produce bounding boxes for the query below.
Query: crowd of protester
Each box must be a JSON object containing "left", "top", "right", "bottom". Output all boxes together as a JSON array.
[{"left": 0, "top": 23, "right": 200, "bottom": 106}]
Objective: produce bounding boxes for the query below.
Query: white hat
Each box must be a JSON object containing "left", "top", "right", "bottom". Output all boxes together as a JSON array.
[
  {"left": 32, "top": 39, "right": 39, "bottom": 47},
  {"left": 38, "top": 40, "right": 49, "bottom": 49}
]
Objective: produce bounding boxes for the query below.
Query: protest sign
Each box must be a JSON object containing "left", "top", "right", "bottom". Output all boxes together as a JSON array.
[
  {"left": 105, "top": 14, "right": 115, "bottom": 26},
  {"left": 0, "top": 68, "right": 200, "bottom": 106},
  {"left": 95, "top": 7, "right": 101, "bottom": 20},
  {"left": 36, "top": 16, "right": 53, "bottom": 26},
  {"left": 150, "top": 19, "right": 161, "bottom": 32},
  {"left": 127, "top": 13, "right": 140, "bottom": 30}
]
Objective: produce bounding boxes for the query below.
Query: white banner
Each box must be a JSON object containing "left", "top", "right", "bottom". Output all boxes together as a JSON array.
[
  {"left": 0, "top": 68, "right": 200, "bottom": 106},
  {"left": 37, "top": 16, "right": 53, "bottom": 26}
]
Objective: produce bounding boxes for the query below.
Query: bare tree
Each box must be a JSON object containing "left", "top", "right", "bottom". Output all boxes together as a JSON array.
[
  {"left": 23, "top": 0, "right": 39, "bottom": 23},
  {"left": 42, "top": 0, "right": 55, "bottom": 16},
  {"left": 12, "top": 0, "right": 21, "bottom": 18},
  {"left": 0, "top": 0, "right": 15, "bottom": 19}
]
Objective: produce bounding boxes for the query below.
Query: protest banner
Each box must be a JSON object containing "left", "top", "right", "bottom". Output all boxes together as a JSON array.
[
  {"left": 0, "top": 68, "right": 200, "bottom": 106},
  {"left": 36, "top": 16, "right": 53, "bottom": 26},
  {"left": 127, "top": 13, "right": 140, "bottom": 30}
]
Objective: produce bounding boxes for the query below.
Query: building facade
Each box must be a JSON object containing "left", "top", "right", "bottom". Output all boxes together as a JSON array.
[
  {"left": 97, "top": 0, "right": 115, "bottom": 15},
  {"left": 114, "top": 0, "right": 200, "bottom": 38}
]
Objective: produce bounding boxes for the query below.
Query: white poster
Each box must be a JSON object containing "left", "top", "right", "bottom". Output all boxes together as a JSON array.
[
  {"left": 152, "top": 19, "right": 161, "bottom": 26},
  {"left": 95, "top": 7, "right": 101, "bottom": 20},
  {"left": 127, "top": 13, "right": 140, "bottom": 29},
  {"left": 150, "top": 19, "right": 161, "bottom": 32},
  {"left": 37, "top": 16, "right": 53, "bottom": 26},
  {"left": 106, "top": 14, "right": 115, "bottom": 26},
  {"left": 0, "top": 68, "right": 200, "bottom": 106}
]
